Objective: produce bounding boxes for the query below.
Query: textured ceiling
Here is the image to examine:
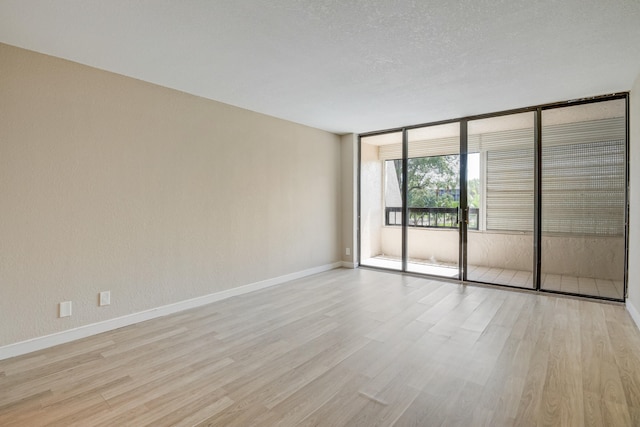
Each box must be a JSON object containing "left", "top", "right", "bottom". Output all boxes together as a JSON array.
[{"left": 1, "top": 0, "right": 640, "bottom": 134}]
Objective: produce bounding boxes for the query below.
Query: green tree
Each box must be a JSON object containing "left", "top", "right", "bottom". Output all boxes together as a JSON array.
[
  {"left": 403, "top": 155, "right": 460, "bottom": 208},
  {"left": 467, "top": 178, "right": 480, "bottom": 208}
]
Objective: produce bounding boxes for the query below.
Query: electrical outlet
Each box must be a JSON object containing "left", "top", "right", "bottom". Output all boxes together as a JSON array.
[
  {"left": 99, "top": 291, "right": 111, "bottom": 306},
  {"left": 59, "top": 301, "right": 72, "bottom": 318},
  {"left": 346, "top": 248, "right": 351, "bottom": 256}
]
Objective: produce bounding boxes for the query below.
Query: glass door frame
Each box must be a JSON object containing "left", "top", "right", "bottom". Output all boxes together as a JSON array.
[{"left": 357, "top": 92, "right": 629, "bottom": 302}]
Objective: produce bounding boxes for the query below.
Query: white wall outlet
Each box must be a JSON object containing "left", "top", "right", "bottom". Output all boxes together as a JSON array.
[
  {"left": 346, "top": 248, "right": 351, "bottom": 256},
  {"left": 99, "top": 291, "right": 111, "bottom": 306},
  {"left": 59, "top": 301, "right": 72, "bottom": 318}
]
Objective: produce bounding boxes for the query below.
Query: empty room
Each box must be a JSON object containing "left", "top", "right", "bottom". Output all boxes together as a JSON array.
[{"left": 2, "top": 1, "right": 640, "bottom": 426}]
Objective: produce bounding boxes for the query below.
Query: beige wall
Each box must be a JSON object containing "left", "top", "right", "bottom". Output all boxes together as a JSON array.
[
  {"left": 468, "top": 232, "right": 533, "bottom": 272},
  {"left": 380, "top": 227, "right": 458, "bottom": 264},
  {"left": 629, "top": 73, "right": 640, "bottom": 312},
  {"left": 0, "top": 43, "right": 342, "bottom": 347},
  {"left": 379, "top": 227, "right": 624, "bottom": 280},
  {"left": 340, "top": 134, "right": 357, "bottom": 266},
  {"left": 360, "top": 143, "right": 382, "bottom": 259},
  {"left": 541, "top": 235, "right": 624, "bottom": 281}
]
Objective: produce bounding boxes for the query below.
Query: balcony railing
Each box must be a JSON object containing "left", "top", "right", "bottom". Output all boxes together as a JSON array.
[{"left": 385, "top": 207, "right": 479, "bottom": 230}]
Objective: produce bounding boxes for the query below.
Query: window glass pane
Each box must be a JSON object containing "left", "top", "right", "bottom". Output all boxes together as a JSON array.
[
  {"left": 406, "top": 123, "right": 460, "bottom": 278},
  {"left": 360, "top": 132, "right": 403, "bottom": 271},
  {"left": 541, "top": 99, "right": 625, "bottom": 299},
  {"left": 467, "top": 112, "right": 535, "bottom": 288}
]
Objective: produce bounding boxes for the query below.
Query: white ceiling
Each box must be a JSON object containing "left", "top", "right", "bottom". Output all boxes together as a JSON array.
[{"left": 1, "top": 0, "right": 640, "bottom": 135}]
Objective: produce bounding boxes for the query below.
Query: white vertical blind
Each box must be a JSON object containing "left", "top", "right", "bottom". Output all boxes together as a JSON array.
[
  {"left": 486, "top": 148, "right": 534, "bottom": 231},
  {"left": 376, "top": 116, "right": 625, "bottom": 235},
  {"left": 541, "top": 139, "right": 625, "bottom": 235}
]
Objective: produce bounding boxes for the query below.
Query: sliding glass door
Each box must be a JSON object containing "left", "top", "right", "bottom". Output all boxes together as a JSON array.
[
  {"left": 540, "top": 99, "right": 626, "bottom": 299},
  {"left": 359, "top": 94, "right": 627, "bottom": 301},
  {"left": 360, "top": 132, "right": 403, "bottom": 271},
  {"left": 466, "top": 112, "right": 535, "bottom": 288},
  {"left": 406, "top": 123, "right": 460, "bottom": 278}
]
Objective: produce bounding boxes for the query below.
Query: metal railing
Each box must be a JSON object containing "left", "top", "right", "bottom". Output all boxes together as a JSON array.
[{"left": 385, "top": 207, "right": 479, "bottom": 230}]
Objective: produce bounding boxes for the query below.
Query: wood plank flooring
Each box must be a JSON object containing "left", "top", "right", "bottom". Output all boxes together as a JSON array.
[{"left": 2, "top": 268, "right": 640, "bottom": 426}]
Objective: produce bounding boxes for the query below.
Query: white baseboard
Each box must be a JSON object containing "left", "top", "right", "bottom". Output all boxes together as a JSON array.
[
  {"left": 341, "top": 261, "right": 356, "bottom": 269},
  {"left": 627, "top": 300, "right": 640, "bottom": 331},
  {"left": 0, "top": 261, "right": 342, "bottom": 361}
]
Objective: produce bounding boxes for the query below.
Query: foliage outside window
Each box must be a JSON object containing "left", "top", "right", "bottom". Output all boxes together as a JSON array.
[{"left": 385, "top": 155, "right": 480, "bottom": 229}]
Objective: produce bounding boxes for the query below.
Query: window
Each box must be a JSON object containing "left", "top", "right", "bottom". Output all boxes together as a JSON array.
[{"left": 542, "top": 119, "right": 625, "bottom": 236}]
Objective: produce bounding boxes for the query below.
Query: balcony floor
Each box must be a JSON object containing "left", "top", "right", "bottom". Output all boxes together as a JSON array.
[{"left": 362, "top": 256, "right": 624, "bottom": 300}]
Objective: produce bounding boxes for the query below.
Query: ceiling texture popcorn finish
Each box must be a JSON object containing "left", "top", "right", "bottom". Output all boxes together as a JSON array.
[{"left": 1, "top": 0, "right": 640, "bottom": 134}]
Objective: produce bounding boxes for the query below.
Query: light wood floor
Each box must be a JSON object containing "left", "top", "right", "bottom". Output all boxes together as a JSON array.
[
  {"left": 2, "top": 268, "right": 640, "bottom": 426},
  {"left": 364, "top": 256, "right": 624, "bottom": 299}
]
